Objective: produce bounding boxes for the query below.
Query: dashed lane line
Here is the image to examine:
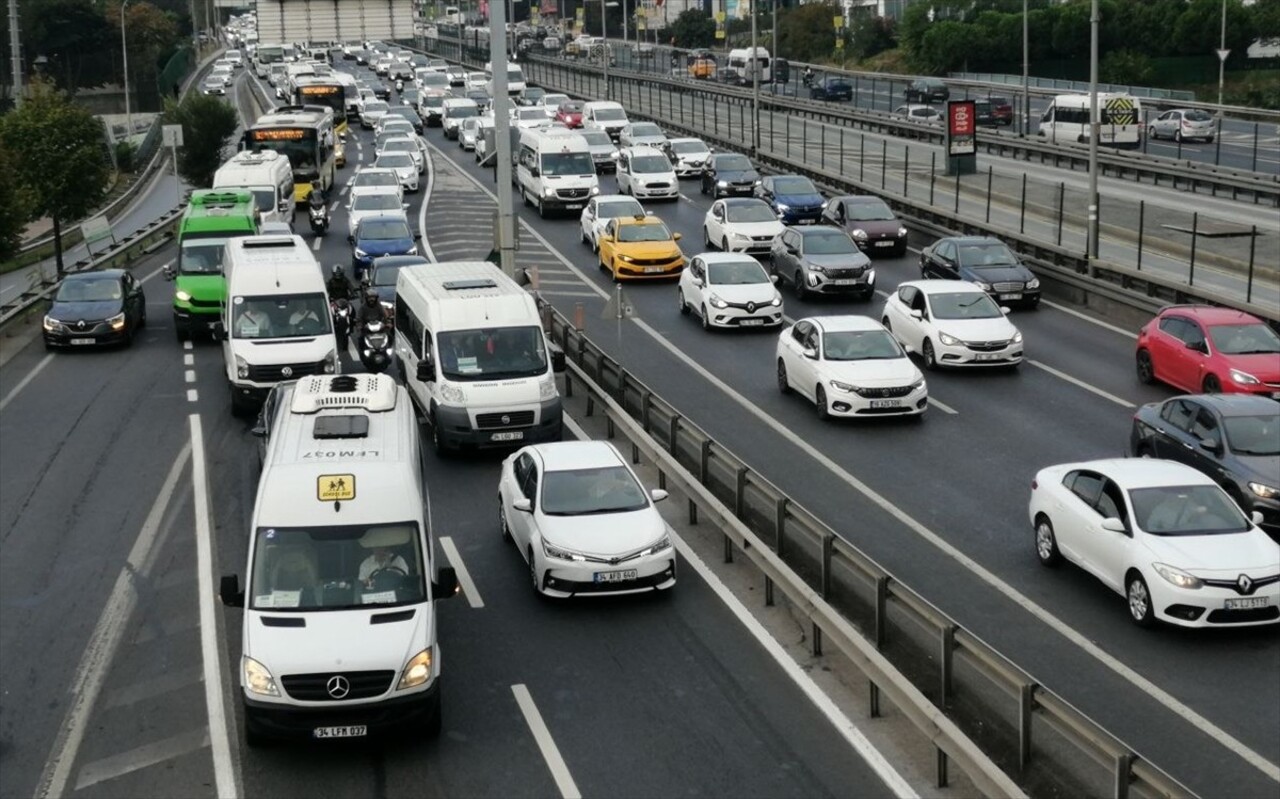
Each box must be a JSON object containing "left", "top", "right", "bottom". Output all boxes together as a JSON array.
[
  {"left": 1028, "top": 360, "right": 1136, "bottom": 408},
  {"left": 511, "top": 685, "right": 582, "bottom": 799}
]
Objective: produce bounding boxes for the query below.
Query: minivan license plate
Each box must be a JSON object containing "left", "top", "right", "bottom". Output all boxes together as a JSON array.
[
  {"left": 1225, "top": 597, "right": 1270, "bottom": 610},
  {"left": 739, "top": 319, "right": 765, "bottom": 326},
  {"left": 313, "top": 725, "right": 367, "bottom": 738},
  {"left": 594, "top": 569, "right": 638, "bottom": 583},
  {"left": 491, "top": 431, "right": 524, "bottom": 442}
]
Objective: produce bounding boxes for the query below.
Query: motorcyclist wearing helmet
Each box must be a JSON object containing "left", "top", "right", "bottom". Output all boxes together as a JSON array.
[
  {"left": 355, "top": 287, "right": 389, "bottom": 335},
  {"left": 803, "top": 66, "right": 814, "bottom": 86},
  {"left": 308, "top": 180, "right": 327, "bottom": 210},
  {"left": 326, "top": 265, "right": 352, "bottom": 300}
]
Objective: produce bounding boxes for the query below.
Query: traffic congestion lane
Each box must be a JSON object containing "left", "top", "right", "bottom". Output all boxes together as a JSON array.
[
  {"left": 419, "top": 129, "right": 1280, "bottom": 795},
  {"left": 0, "top": 255, "right": 203, "bottom": 799}
]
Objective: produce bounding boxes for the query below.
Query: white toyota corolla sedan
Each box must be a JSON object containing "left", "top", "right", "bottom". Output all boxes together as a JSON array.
[
  {"left": 1029, "top": 458, "right": 1279, "bottom": 628},
  {"left": 776, "top": 316, "right": 928, "bottom": 419},
  {"left": 499, "top": 441, "right": 677, "bottom": 598}
]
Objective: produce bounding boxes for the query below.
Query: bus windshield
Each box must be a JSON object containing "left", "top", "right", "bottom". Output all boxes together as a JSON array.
[
  {"left": 179, "top": 236, "right": 230, "bottom": 274},
  {"left": 298, "top": 85, "right": 347, "bottom": 123},
  {"left": 246, "top": 127, "right": 320, "bottom": 177}
]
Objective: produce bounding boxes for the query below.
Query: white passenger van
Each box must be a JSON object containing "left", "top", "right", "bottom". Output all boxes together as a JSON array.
[
  {"left": 394, "top": 262, "right": 565, "bottom": 453},
  {"left": 582, "top": 100, "right": 629, "bottom": 141},
  {"left": 216, "top": 236, "right": 340, "bottom": 415},
  {"left": 1037, "top": 93, "right": 1142, "bottom": 148},
  {"left": 516, "top": 128, "right": 600, "bottom": 218},
  {"left": 484, "top": 62, "right": 527, "bottom": 95},
  {"left": 727, "top": 47, "right": 771, "bottom": 83},
  {"left": 213, "top": 150, "right": 296, "bottom": 225},
  {"left": 219, "top": 372, "right": 458, "bottom": 745}
]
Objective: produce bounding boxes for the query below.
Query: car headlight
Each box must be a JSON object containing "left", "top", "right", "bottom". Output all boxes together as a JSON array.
[
  {"left": 539, "top": 374, "right": 557, "bottom": 400},
  {"left": 1250, "top": 482, "right": 1279, "bottom": 500},
  {"left": 709, "top": 293, "right": 728, "bottom": 309},
  {"left": 1012, "top": 331, "right": 1023, "bottom": 344},
  {"left": 775, "top": 203, "right": 790, "bottom": 211},
  {"left": 770, "top": 293, "right": 782, "bottom": 307},
  {"left": 589, "top": 185, "right": 600, "bottom": 195},
  {"left": 243, "top": 656, "right": 280, "bottom": 696},
  {"left": 753, "top": 179, "right": 762, "bottom": 186},
  {"left": 640, "top": 535, "right": 671, "bottom": 556},
  {"left": 439, "top": 383, "right": 466, "bottom": 403},
  {"left": 1153, "top": 563, "right": 1202, "bottom": 590},
  {"left": 610, "top": 150, "right": 619, "bottom": 159},
  {"left": 866, "top": 269, "right": 876, "bottom": 284},
  {"left": 938, "top": 332, "right": 961, "bottom": 346},
  {"left": 235, "top": 354, "right": 249, "bottom": 379},
  {"left": 108, "top": 312, "right": 126, "bottom": 331},
  {"left": 354, "top": 247, "right": 368, "bottom": 259},
  {"left": 851, "top": 229, "right": 868, "bottom": 239},
  {"left": 543, "top": 539, "right": 585, "bottom": 561},
  {"left": 974, "top": 281, "right": 993, "bottom": 291},
  {"left": 397, "top": 648, "right": 433, "bottom": 690},
  {"left": 43, "top": 315, "right": 62, "bottom": 332},
  {"left": 323, "top": 350, "right": 338, "bottom": 374},
  {"left": 717, "top": 180, "right": 728, "bottom": 187},
  {"left": 830, "top": 380, "right": 856, "bottom": 393},
  {"left": 1230, "top": 368, "right": 1261, "bottom": 385},
  {"left": 618, "top": 254, "right": 635, "bottom": 263},
  {"left": 807, "top": 263, "right": 825, "bottom": 274},
  {"left": 1026, "top": 278, "right": 1040, "bottom": 290},
  {"left": 910, "top": 379, "right": 926, "bottom": 392},
  {"left": 897, "top": 226, "right": 908, "bottom": 237}
]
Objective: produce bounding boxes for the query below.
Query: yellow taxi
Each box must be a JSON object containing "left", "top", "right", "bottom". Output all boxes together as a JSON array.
[{"left": 598, "top": 214, "right": 685, "bottom": 281}]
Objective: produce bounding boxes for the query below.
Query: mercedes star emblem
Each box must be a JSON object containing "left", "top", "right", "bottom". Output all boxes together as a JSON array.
[
  {"left": 281, "top": 366, "right": 293, "bottom": 377},
  {"left": 326, "top": 675, "right": 350, "bottom": 699},
  {"left": 1237, "top": 574, "right": 1254, "bottom": 595},
  {"left": 501, "top": 414, "right": 510, "bottom": 425}
]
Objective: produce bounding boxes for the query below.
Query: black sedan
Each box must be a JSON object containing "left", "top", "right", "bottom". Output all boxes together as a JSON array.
[
  {"left": 700, "top": 153, "right": 761, "bottom": 199},
  {"left": 919, "top": 236, "right": 1041, "bottom": 309},
  {"left": 810, "top": 78, "right": 853, "bottom": 102},
  {"left": 1129, "top": 394, "right": 1280, "bottom": 538},
  {"left": 365, "top": 255, "right": 430, "bottom": 305},
  {"left": 43, "top": 269, "right": 146, "bottom": 349}
]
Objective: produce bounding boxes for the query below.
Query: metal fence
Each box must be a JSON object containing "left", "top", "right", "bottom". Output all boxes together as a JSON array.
[
  {"left": 951, "top": 73, "right": 1196, "bottom": 102},
  {"left": 537, "top": 297, "right": 1194, "bottom": 799}
]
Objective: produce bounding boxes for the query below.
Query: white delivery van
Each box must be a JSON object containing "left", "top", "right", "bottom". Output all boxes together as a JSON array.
[
  {"left": 582, "top": 100, "right": 629, "bottom": 140},
  {"left": 216, "top": 235, "right": 340, "bottom": 416},
  {"left": 214, "top": 150, "right": 296, "bottom": 225},
  {"left": 219, "top": 372, "right": 458, "bottom": 745},
  {"left": 394, "top": 262, "right": 566, "bottom": 454},
  {"left": 516, "top": 128, "right": 600, "bottom": 218},
  {"left": 485, "top": 64, "right": 527, "bottom": 96},
  {"left": 1037, "top": 93, "right": 1142, "bottom": 148}
]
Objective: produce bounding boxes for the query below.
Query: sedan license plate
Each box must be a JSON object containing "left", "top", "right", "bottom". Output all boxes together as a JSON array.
[
  {"left": 565, "top": 204, "right": 583, "bottom": 210},
  {"left": 998, "top": 293, "right": 1022, "bottom": 301},
  {"left": 491, "top": 431, "right": 524, "bottom": 442},
  {"left": 870, "top": 399, "right": 902, "bottom": 408},
  {"left": 313, "top": 725, "right": 367, "bottom": 739},
  {"left": 594, "top": 569, "right": 639, "bottom": 584},
  {"left": 739, "top": 319, "right": 766, "bottom": 326},
  {"left": 796, "top": 219, "right": 815, "bottom": 225},
  {"left": 70, "top": 338, "right": 95, "bottom": 345},
  {"left": 974, "top": 353, "right": 1001, "bottom": 361},
  {"left": 1225, "top": 597, "right": 1270, "bottom": 610},
  {"left": 644, "top": 266, "right": 665, "bottom": 273},
  {"left": 873, "top": 240, "right": 895, "bottom": 248}
]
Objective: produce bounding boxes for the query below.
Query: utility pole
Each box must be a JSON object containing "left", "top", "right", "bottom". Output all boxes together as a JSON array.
[
  {"left": 750, "top": 0, "right": 759, "bottom": 152},
  {"left": 771, "top": 0, "right": 777, "bottom": 67},
  {"left": 490, "top": 0, "right": 517, "bottom": 279},
  {"left": 1086, "top": 0, "right": 1099, "bottom": 259},
  {"left": 122, "top": 0, "right": 133, "bottom": 139},
  {"left": 8, "top": 0, "right": 22, "bottom": 108},
  {"left": 1021, "top": 0, "right": 1029, "bottom": 136},
  {"left": 1216, "top": 0, "right": 1228, "bottom": 112},
  {"left": 601, "top": 0, "right": 609, "bottom": 98}
]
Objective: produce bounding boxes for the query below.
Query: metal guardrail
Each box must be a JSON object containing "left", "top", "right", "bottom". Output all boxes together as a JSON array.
[{"left": 537, "top": 297, "right": 1195, "bottom": 799}]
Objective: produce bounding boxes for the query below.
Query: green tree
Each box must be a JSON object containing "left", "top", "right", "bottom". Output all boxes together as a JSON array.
[
  {"left": 668, "top": 9, "right": 715, "bottom": 49},
  {"left": 897, "top": 2, "right": 931, "bottom": 64},
  {"left": 1100, "top": 49, "right": 1154, "bottom": 85},
  {"left": 164, "top": 92, "right": 239, "bottom": 188},
  {"left": 778, "top": 3, "right": 843, "bottom": 62},
  {"left": 1050, "top": 1, "right": 1090, "bottom": 59},
  {"left": 1172, "top": 0, "right": 1254, "bottom": 61},
  {"left": 0, "top": 80, "right": 110, "bottom": 277},
  {"left": 0, "top": 143, "right": 24, "bottom": 261},
  {"left": 1255, "top": 0, "right": 1280, "bottom": 38},
  {"left": 19, "top": 0, "right": 113, "bottom": 90},
  {"left": 849, "top": 15, "right": 896, "bottom": 61}
]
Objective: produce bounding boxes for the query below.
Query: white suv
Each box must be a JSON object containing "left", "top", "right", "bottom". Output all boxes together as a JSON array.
[{"left": 616, "top": 146, "right": 679, "bottom": 201}]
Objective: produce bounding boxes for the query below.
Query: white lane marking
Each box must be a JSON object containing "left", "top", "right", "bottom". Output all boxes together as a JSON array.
[
  {"left": 560, "top": 412, "right": 918, "bottom": 799},
  {"left": 340, "top": 183, "right": 350, "bottom": 196},
  {"left": 73, "top": 728, "right": 210, "bottom": 791},
  {"left": 329, "top": 201, "right": 340, "bottom": 212},
  {"left": 185, "top": 369, "right": 196, "bottom": 383},
  {"left": 187, "top": 389, "right": 198, "bottom": 403},
  {"left": 184, "top": 354, "right": 194, "bottom": 366},
  {"left": 418, "top": 143, "right": 439, "bottom": 263},
  {"left": 35, "top": 444, "right": 193, "bottom": 799},
  {"left": 438, "top": 536, "right": 484, "bottom": 608},
  {"left": 188, "top": 414, "right": 239, "bottom": 799},
  {"left": 511, "top": 685, "right": 582, "bottom": 799},
  {"left": 183, "top": 340, "right": 193, "bottom": 351},
  {"left": 434, "top": 146, "right": 1280, "bottom": 782},
  {"left": 0, "top": 353, "right": 54, "bottom": 413},
  {"left": 928, "top": 397, "right": 957, "bottom": 415},
  {"left": 1028, "top": 360, "right": 1135, "bottom": 408},
  {"left": 1041, "top": 300, "right": 1139, "bottom": 339},
  {"left": 312, "top": 237, "right": 323, "bottom": 252}
]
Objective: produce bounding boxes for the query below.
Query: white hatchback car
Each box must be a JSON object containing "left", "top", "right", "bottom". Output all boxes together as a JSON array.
[
  {"left": 880, "top": 280, "right": 1024, "bottom": 370},
  {"left": 1028, "top": 458, "right": 1279, "bottom": 628},
  {"left": 540, "top": 93, "right": 571, "bottom": 119},
  {"left": 616, "top": 147, "right": 679, "bottom": 201},
  {"left": 703, "top": 197, "right": 784, "bottom": 255},
  {"left": 579, "top": 195, "right": 646, "bottom": 252},
  {"left": 776, "top": 316, "right": 928, "bottom": 420},
  {"left": 459, "top": 117, "right": 481, "bottom": 150},
  {"left": 498, "top": 441, "right": 677, "bottom": 598},
  {"left": 360, "top": 100, "right": 390, "bottom": 129},
  {"left": 374, "top": 152, "right": 419, "bottom": 193},
  {"left": 678, "top": 253, "right": 783, "bottom": 330},
  {"left": 618, "top": 122, "right": 668, "bottom": 148}
]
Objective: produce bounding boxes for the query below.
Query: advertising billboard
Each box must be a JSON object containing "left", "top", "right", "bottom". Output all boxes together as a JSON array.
[{"left": 947, "top": 100, "right": 976, "bottom": 157}]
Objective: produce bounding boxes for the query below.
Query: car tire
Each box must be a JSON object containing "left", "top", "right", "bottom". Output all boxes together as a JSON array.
[
  {"left": 1135, "top": 349, "right": 1155, "bottom": 384},
  {"left": 1174, "top": 129, "right": 1183, "bottom": 143},
  {"left": 522, "top": 187, "right": 531, "bottom": 207},
  {"left": 174, "top": 317, "right": 189, "bottom": 342},
  {"left": 1205, "top": 135, "right": 1215, "bottom": 143},
  {"left": 428, "top": 409, "right": 449, "bottom": 457},
  {"left": 243, "top": 715, "right": 269, "bottom": 748},
  {"left": 700, "top": 305, "right": 711, "bottom": 331},
  {"left": 815, "top": 385, "right": 829, "bottom": 421},
  {"left": 700, "top": 180, "right": 707, "bottom": 195},
  {"left": 537, "top": 195, "right": 546, "bottom": 219},
  {"left": 581, "top": 228, "right": 590, "bottom": 247},
  {"left": 424, "top": 687, "right": 443, "bottom": 738},
  {"left": 677, "top": 289, "right": 690, "bottom": 315},
  {"left": 776, "top": 359, "right": 791, "bottom": 394},
  {"left": 499, "top": 498, "right": 512, "bottom": 541},
  {"left": 528, "top": 547, "right": 543, "bottom": 596},
  {"left": 922, "top": 339, "right": 938, "bottom": 370},
  {"left": 721, "top": 236, "right": 729, "bottom": 252},
  {"left": 793, "top": 271, "right": 807, "bottom": 301},
  {"left": 1203, "top": 374, "right": 1221, "bottom": 393},
  {"left": 704, "top": 226, "right": 714, "bottom": 249},
  {"left": 138, "top": 305, "right": 147, "bottom": 329},
  {"left": 1126, "top": 572, "right": 1155, "bottom": 628},
  {"left": 1147, "top": 126, "right": 1158, "bottom": 140},
  {"left": 1034, "top": 516, "right": 1062, "bottom": 566}
]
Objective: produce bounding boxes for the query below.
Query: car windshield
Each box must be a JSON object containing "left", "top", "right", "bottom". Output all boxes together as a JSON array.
[
  {"left": 716, "top": 155, "right": 752, "bottom": 171},
  {"left": 231, "top": 292, "right": 330, "bottom": 339},
  {"left": 383, "top": 139, "right": 414, "bottom": 152},
  {"left": 598, "top": 200, "right": 643, "bottom": 219},
  {"left": 708, "top": 260, "right": 768, "bottom": 285},
  {"left": 726, "top": 203, "right": 776, "bottom": 223},
  {"left": 518, "top": 109, "right": 545, "bottom": 120},
  {"left": 542, "top": 152, "right": 595, "bottom": 176},
  {"left": 803, "top": 233, "right": 856, "bottom": 255},
  {"left": 1208, "top": 323, "right": 1280, "bottom": 355},
  {"left": 179, "top": 237, "right": 229, "bottom": 274},
  {"left": 847, "top": 200, "right": 895, "bottom": 221},
  {"left": 377, "top": 154, "right": 413, "bottom": 169},
  {"left": 1223, "top": 414, "right": 1280, "bottom": 456},
  {"left": 389, "top": 109, "right": 417, "bottom": 121},
  {"left": 540, "top": 466, "right": 649, "bottom": 515},
  {"left": 581, "top": 131, "right": 611, "bottom": 146},
  {"left": 618, "top": 224, "right": 671, "bottom": 243},
  {"left": 631, "top": 154, "right": 671, "bottom": 173},
  {"left": 631, "top": 124, "right": 662, "bottom": 137},
  {"left": 56, "top": 277, "right": 121, "bottom": 302},
  {"left": 435, "top": 325, "right": 549, "bottom": 380},
  {"left": 449, "top": 105, "right": 478, "bottom": 118},
  {"left": 371, "top": 262, "right": 414, "bottom": 286},
  {"left": 560, "top": 102, "right": 584, "bottom": 114},
  {"left": 929, "top": 291, "right": 1004, "bottom": 319},
  {"left": 959, "top": 242, "right": 1019, "bottom": 266},
  {"left": 359, "top": 219, "right": 411, "bottom": 240},
  {"left": 1130, "top": 485, "right": 1251, "bottom": 536},
  {"left": 364, "top": 101, "right": 388, "bottom": 113},
  {"left": 774, "top": 177, "right": 816, "bottom": 194},
  {"left": 671, "top": 140, "right": 709, "bottom": 154},
  {"left": 594, "top": 108, "right": 626, "bottom": 121},
  {"left": 823, "top": 330, "right": 902, "bottom": 360},
  {"left": 353, "top": 172, "right": 398, "bottom": 190},
  {"left": 248, "top": 522, "right": 426, "bottom": 611}
]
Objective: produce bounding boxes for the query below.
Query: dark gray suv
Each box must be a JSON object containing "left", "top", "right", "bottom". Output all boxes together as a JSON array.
[{"left": 769, "top": 226, "right": 874, "bottom": 301}]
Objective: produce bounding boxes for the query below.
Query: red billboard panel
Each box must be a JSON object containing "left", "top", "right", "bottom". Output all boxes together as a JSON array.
[{"left": 947, "top": 100, "right": 976, "bottom": 156}]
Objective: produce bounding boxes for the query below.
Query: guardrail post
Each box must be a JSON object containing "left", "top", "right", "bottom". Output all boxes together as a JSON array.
[
  {"left": 1188, "top": 212, "right": 1198, "bottom": 286},
  {"left": 840, "top": 128, "right": 845, "bottom": 177},
  {"left": 903, "top": 146, "right": 909, "bottom": 197},
  {"left": 733, "top": 466, "right": 747, "bottom": 519},
  {"left": 929, "top": 152, "right": 936, "bottom": 205},
  {"left": 1246, "top": 225, "right": 1257, "bottom": 304},
  {"left": 881, "top": 139, "right": 888, "bottom": 191},
  {"left": 984, "top": 167, "right": 993, "bottom": 223},
  {"left": 936, "top": 748, "right": 949, "bottom": 789},
  {"left": 940, "top": 624, "right": 956, "bottom": 706},
  {"left": 1251, "top": 123, "right": 1259, "bottom": 172},
  {"left": 667, "top": 413, "right": 680, "bottom": 456},
  {"left": 1134, "top": 201, "right": 1145, "bottom": 272},
  {"left": 641, "top": 390, "right": 652, "bottom": 434},
  {"left": 1019, "top": 682, "right": 1035, "bottom": 770},
  {"left": 869, "top": 682, "right": 881, "bottom": 718},
  {"left": 874, "top": 575, "right": 889, "bottom": 650},
  {"left": 1019, "top": 173, "right": 1027, "bottom": 234},
  {"left": 954, "top": 171, "right": 961, "bottom": 215},
  {"left": 861, "top": 133, "right": 866, "bottom": 182},
  {"left": 774, "top": 496, "right": 788, "bottom": 558},
  {"left": 1056, "top": 182, "right": 1065, "bottom": 247},
  {"left": 1113, "top": 753, "right": 1135, "bottom": 799},
  {"left": 821, "top": 123, "right": 826, "bottom": 171}
]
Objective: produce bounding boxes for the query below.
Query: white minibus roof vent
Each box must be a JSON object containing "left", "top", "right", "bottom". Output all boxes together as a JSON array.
[
  {"left": 243, "top": 236, "right": 297, "bottom": 249},
  {"left": 443, "top": 278, "right": 498, "bottom": 291},
  {"left": 290, "top": 374, "right": 398, "bottom": 414}
]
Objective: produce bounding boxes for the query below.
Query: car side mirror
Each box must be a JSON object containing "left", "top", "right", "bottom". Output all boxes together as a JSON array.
[
  {"left": 650, "top": 489, "right": 669, "bottom": 503},
  {"left": 513, "top": 497, "right": 533, "bottom": 512},
  {"left": 277, "top": 200, "right": 290, "bottom": 213},
  {"left": 909, "top": 309, "right": 924, "bottom": 320},
  {"left": 219, "top": 574, "right": 244, "bottom": 607},
  {"left": 673, "top": 232, "right": 682, "bottom": 241},
  {"left": 162, "top": 266, "right": 176, "bottom": 281},
  {"left": 1199, "top": 435, "right": 1221, "bottom": 453},
  {"left": 348, "top": 234, "right": 356, "bottom": 244},
  {"left": 433, "top": 566, "right": 459, "bottom": 598},
  {"left": 902, "top": 343, "right": 915, "bottom": 355},
  {"left": 1100, "top": 518, "right": 1127, "bottom": 534},
  {"left": 1252, "top": 510, "right": 1265, "bottom": 526},
  {"left": 415, "top": 357, "right": 433, "bottom": 382},
  {"left": 802, "top": 347, "right": 818, "bottom": 360},
  {"left": 413, "top": 232, "right": 422, "bottom": 240},
  {"left": 1186, "top": 339, "right": 1207, "bottom": 353},
  {"left": 1000, "top": 307, "right": 1012, "bottom": 315},
  {"left": 250, "top": 423, "right": 267, "bottom": 438},
  {"left": 770, "top": 275, "right": 779, "bottom": 284}
]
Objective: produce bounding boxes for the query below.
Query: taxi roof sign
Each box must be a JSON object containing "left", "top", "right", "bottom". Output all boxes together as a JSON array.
[{"left": 318, "top": 474, "right": 356, "bottom": 501}]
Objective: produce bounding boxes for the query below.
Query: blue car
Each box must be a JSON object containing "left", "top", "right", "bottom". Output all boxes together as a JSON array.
[
  {"left": 755, "top": 175, "right": 826, "bottom": 226},
  {"left": 349, "top": 214, "right": 419, "bottom": 280}
]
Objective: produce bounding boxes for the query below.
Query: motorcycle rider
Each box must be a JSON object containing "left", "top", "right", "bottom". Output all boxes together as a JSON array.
[
  {"left": 803, "top": 66, "right": 814, "bottom": 87},
  {"left": 354, "top": 287, "right": 389, "bottom": 339},
  {"left": 326, "top": 265, "right": 352, "bottom": 301}
]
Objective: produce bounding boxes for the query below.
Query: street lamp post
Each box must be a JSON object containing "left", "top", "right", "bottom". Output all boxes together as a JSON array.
[
  {"left": 1217, "top": 0, "right": 1228, "bottom": 111},
  {"left": 122, "top": 0, "right": 133, "bottom": 139},
  {"left": 1086, "top": 0, "right": 1099, "bottom": 259},
  {"left": 1022, "top": 0, "right": 1029, "bottom": 136},
  {"left": 750, "top": 0, "right": 759, "bottom": 152},
  {"left": 602, "top": 0, "right": 611, "bottom": 98}
]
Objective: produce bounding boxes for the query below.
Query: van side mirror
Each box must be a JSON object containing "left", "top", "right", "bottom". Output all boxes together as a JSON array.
[
  {"left": 219, "top": 574, "right": 244, "bottom": 607},
  {"left": 549, "top": 343, "right": 566, "bottom": 373},
  {"left": 162, "top": 265, "right": 176, "bottom": 281},
  {"left": 433, "top": 566, "right": 459, "bottom": 598},
  {"left": 278, "top": 200, "right": 290, "bottom": 213},
  {"left": 673, "top": 232, "right": 682, "bottom": 241},
  {"left": 802, "top": 347, "right": 817, "bottom": 360},
  {"left": 211, "top": 321, "right": 228, "bottom": 341},
  {"left": 347, "top": 234, "right": 356, "bottom": 244},
  {"left": 909, "top": 309, "right": 924, "bottom": 320},
  {"left": 650, "top": 489, "right": 669, "bottom": 503},
  {"left": 513, "top": 497, "right": 533, "bottom": 512},
  {"left": 415, "top": 357, "right": 433, "bottom": 381}
]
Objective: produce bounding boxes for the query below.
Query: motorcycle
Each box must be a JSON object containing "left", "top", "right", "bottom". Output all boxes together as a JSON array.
[
  {"left": 802, "top": 71, "right": 815, "bottom": 89},
  {"left": 330, "top": 297, "right": 352, "bottom": 343},
  {"left": 309, "top": 202, "right": 328, "bottom": 235},
  {"left": 395, "top": 78, "right": 404, "bottom": 93},
  {"left": 355, "top": 319, "right": 393, "bottom": 373}
]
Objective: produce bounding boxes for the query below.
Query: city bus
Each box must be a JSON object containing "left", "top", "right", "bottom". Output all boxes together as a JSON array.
[
  {"left": 292, "top": 76, "right": 350, "bottom": 135},
  {"left": 254, "top": 43, "right": 286, "bottom": 78},
  {"left": 242, "top": 107, "right": 337, "bottom": 204}
]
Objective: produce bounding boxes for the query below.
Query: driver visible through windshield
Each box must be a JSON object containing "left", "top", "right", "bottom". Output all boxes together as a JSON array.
[
  {"left": 541, "top": 466, "right": 649, "bottom": 515},
  {"left": 435, "top": 326, "right": 549, "bottom": 380}
]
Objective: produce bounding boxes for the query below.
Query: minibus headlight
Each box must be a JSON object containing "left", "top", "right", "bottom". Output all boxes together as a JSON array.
[
  {"left": 397, "top": 649, "right": 433, "bottom": 690},
  {"left": 243, "top": 656, "right": 280, "bottom": 696},
  {"left": 439, "top": 383, "right": 466, "bottom": 403},
  {"left": 323, "top": 350, "right": 338, "bottom": 374},
  {"left": 175, "top": 290, "right": 193, "bottom": 302},
  {"left": 235, "top": 354, "right": 250, "bottom": 379},
  {"left": 539, "top": 374, "right": 557, "bottom": 400}
]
